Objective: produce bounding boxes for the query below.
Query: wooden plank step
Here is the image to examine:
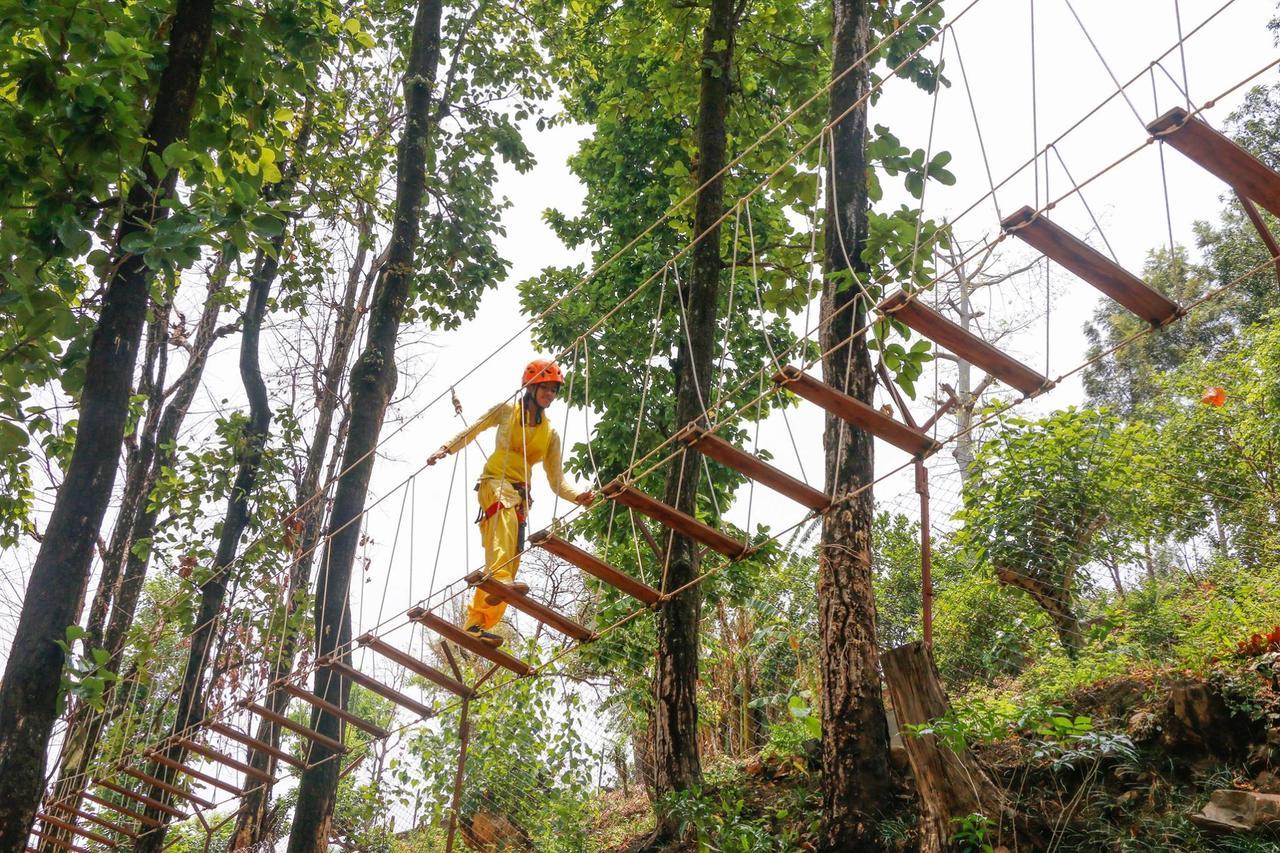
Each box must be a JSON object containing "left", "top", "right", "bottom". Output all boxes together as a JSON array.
[
  {"left": 54, "top": 806, "right": 136, "bottom": 840},
  {"left": 82, "top": 792, "right": 163, "bottom": 828},
  {"left": 356, "top": 633, "right": 477, "bottom": 697},
  {"left": 206, "top": 721, "right": 305, "bottom": 770},
  {"left": 878, "top": 291, "right": 1049, "bottom": 396},
  {"left": 319, "top": 658, "right": 434, "bottom": 719},
  {"left": 529, "top": 530, "right": 660, "bottom": 605},
  {"left": 407, "top": 608, "right": 534, "bottom": 676},
  {"left": 773, "top": 365, "right": 939, "bottom": 457},
  {"left": 460, "top": 575, "right": 596, "bottom": 644},
  {"left": 1000, "top": 206, "right": 1182, "bottom": 326},
  {"left": 601, "top": 480, "right": 748, "bottom": 558},
  {"left": 93, "top": 778, "right": 186, "bottom": 820},
  {"left": 1149, "top": 107, "right": 1280, "bottom": 218},
  {"left": 33, "top": 814, "right": 115, "bottom": 848},
  {"left": 242, "top": 700, "right": 347, "bottom": 753},
  {"left": 120, "top": 765, "right": 214, "bottom": 809},
  {"left": 28, "top": 830, "right": 90, "bottom": 853},
  {"left": 145, "top": 749, "right": 243, "bottom": 797},
  {"left": 174, "top": 738, "right": 273, "bottom": 784},
  {"left": 276, "top": 680, "right": 391, "bottom": 740},
  {"left": 676, "top": 424, "right": 831, "bottom": 512}
]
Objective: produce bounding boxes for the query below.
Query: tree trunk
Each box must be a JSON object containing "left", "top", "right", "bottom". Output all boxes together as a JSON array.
[
  {"left": 648, "top": 0, "right": 735, "bottom": 842},
  {"left": 230, "top": 213, "right": 374, "bottom": 851},
  {"left": 994, "top": 566, "right": 1082, "bottom": 657},
  {"left": 287, "top": 1, "right": 443, "bottom": 846},
  {"left": 882, "top": 642, "right": 1034, "bottom": 852},
  {"left": 133, "top": 240, "right": 277, "bottom": 853},
  {"left": 817, "top": 1, "right": 892, "bottom": 849},
  {"left": 0, "top": 0, "right": 217, "bottom": 840}
]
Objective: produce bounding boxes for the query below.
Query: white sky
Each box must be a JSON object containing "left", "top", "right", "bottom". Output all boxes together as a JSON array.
[{"left": 6, "top": 0, "right": 1280, "bottom": 835}]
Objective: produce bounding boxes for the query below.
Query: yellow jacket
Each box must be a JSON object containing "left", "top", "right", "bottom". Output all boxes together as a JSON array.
[{"left": 445, "top": 401, "right": 584, "bottom": 502}]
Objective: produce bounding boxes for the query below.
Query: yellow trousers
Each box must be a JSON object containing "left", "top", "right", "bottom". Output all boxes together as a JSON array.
[{"left": 464, "top": 479, "right": 526, "bottom": 631}]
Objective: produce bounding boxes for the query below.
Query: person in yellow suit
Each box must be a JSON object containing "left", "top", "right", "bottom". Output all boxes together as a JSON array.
[{"left": 427, "top": 360, "right": 594, "bottom": 646}]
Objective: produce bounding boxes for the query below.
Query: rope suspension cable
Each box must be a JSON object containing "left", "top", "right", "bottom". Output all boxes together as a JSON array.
[
  {"left": 951, "top": 30, "right": 1003, "bottom": 223},
  {"left": 1062, "top": 0, "right": 1149, "bottom": 127},
  {"left": 1173, "top": 0, "right": 1192, "bottom": 110},
  {"left": 744, "top": 199, "right": 807, "bottom": 485},
  {"left": 1031, "top": 0, "right": 1039, "bottom": 209},
  {"left": 1151, "top": 69, "right": 1180, "bottom": 258}
]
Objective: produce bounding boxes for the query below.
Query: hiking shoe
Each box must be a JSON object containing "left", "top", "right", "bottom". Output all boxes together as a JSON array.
[
  {"left": 484, "top": 581, "right": 530, "bottom": 605},
  {"left": 465, "top": 625, "right": 504, "bottom": 648}
]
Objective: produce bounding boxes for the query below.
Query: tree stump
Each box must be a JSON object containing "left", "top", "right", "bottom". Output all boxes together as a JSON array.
[{"left": 883, "top": 641, "right": 1035, "bottom": 852}]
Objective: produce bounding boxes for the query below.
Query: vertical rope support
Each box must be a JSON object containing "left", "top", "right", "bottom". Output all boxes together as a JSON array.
[
  {"left": 1173, "top": 0, "right": 1191, "bottom": 110},
  {"left": 1152, "top": 69, "right": 1178, "bottom": 258},
  {"left": 1030, "top": 0, "right": 1039, "bottom": 208}
]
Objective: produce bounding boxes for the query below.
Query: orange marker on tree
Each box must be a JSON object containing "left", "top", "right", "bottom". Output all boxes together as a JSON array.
[{"left": 1201, "top": 386, "right": 1226, "bottom": 407}]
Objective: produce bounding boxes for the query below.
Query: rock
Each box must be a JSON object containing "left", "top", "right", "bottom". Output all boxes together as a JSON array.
[
  {"left": 1160, "top": 682, "right": 1260, "bottom": 761},
  {"left": 1256, "top": 770, "right": 1280, "bottom": 794},
  {"left": 1126, "top": 709, "right": 1161, "bottom": 744},
  {"left": 1190, "top": 790, "right": 1280, "bottom": 833}
]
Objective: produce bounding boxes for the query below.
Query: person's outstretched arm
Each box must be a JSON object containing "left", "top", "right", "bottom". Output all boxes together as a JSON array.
[{"left": 427, "top": 401, "right": 509, "bottom": 465}]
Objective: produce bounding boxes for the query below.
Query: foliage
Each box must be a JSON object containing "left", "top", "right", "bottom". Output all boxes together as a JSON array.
[
  {"left": 959, "top": 407, "right": 1171, "bottom": 655},
  {"left": 408, "top": 645, "right": 598, "bottom": 851}
]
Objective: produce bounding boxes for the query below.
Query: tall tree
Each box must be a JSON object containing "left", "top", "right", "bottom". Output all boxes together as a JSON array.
[
  {"left": 816, "top": 0, "right": 890, "bottom": 846},
  {"left": 648, "top": 0, "right": 738, "bottom": 837},
  {"left": 287, "top": 0, "right": 444, "bottom": 842},
  {"left": 0, "top": 0, "right": 218, "bottom": 838}
]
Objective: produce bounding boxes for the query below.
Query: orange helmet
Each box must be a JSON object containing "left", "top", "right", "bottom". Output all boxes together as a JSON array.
[{"left": 522, "top": 359, "right": 565, "bottom": 388}]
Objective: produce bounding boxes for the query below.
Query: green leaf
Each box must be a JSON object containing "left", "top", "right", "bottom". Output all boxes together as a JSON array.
[
  {"left": 103, "top": 31, "right": 129, "bottom": 55},
  {"left": 355, "top": 31, "right": 376, "bottom": 49},
  {"left": 56, "top": 219, "right": 91, "bottom": 255},
  {"left": 0, "top": 421, "right": 26, "bottom": 454}
]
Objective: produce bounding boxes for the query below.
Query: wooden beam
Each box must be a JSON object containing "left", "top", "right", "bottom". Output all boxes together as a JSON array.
[
  {"left": 1149, "top": 107, "right": 1280, "bottom": 218},
  {"left": 206, "top": 721, "right": 304, "bottom": 770},
  {"left": 879, "top": 291, "right": 1048, "bottom": 396},
  {"left": 33, "top": 814, "right": 116, "bottom": 848},
  {"left": 529, "top": 530, "right": 661, "bottom": 606},
  {"left": 50, "top": 806, "right": 136, "bottom": 840},
  {"left": 1236, "top": 191, "right": 1280, "bottom": 287},
  {"left": 677, "top": 424, "right": 831, "bottom": 511},
  {"left": 144, "top": 749, "right": 243, "bottom": 797},
  {"left": 1001, "top": 206, "right": 1181, "bottom": 325},
  {"left": 407, "top": 609, "right": 534, "bottom": 675},
  {"left": 356, "top": 633, "right": 478, "bottom": 696},
  {"left": 319, "top": 658, "right": 435, "bottom": 719},
  {"left": 81, "top": 792, "right": 163, "bottom": 828},
  {"left": 28, "top": 830, "right": 90, "bottom": 853},
  {"left": 242, "top": 700, "right": 347, "bottom": 753},
  {"left": 93, "top": 778, "right": 186, "bottom": 819},
  {"left": 462, "top": 576, "right": 596, "bottom": 644},
  {"left": 174, "top": 738, "right": 274, "bottom": 783},
  {"left": 773, "top": 365, "right": 939, "bottom": 457},
  {"left": 120, "top": 765, "right": 214, "bottom": 809},
  {"left": 601, "top": 480, "right": 748, "bottom": 558},
  {"left": 276, "top": 680, "right": 391, "bottom": 739}
]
